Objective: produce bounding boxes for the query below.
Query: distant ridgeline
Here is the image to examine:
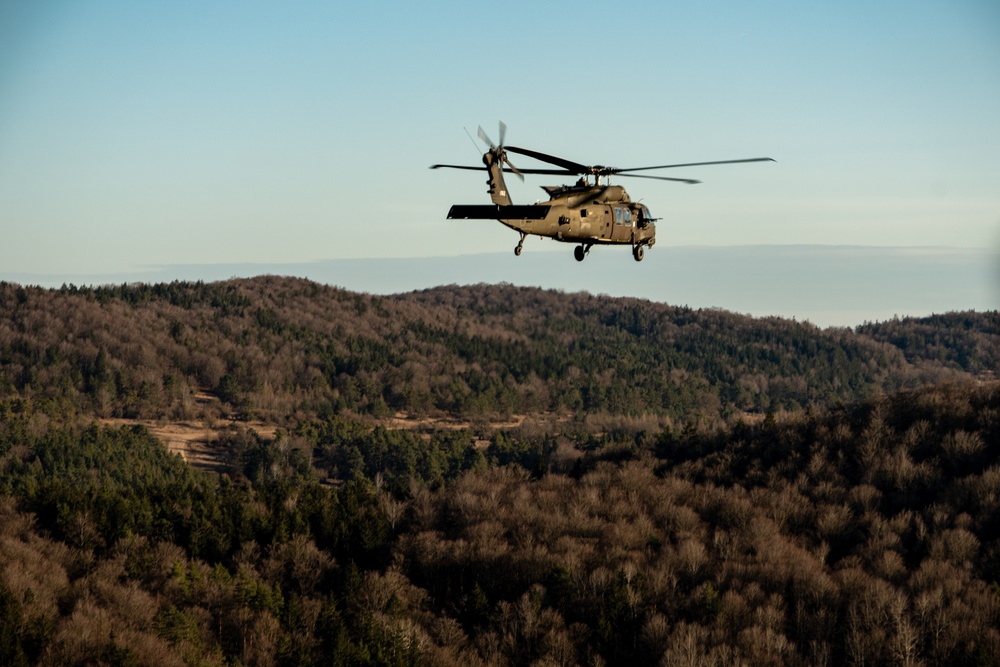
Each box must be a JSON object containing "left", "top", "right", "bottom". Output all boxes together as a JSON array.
[
  {"left": 1, "top": 277, "right": 999, "bottom": 665},
  {"left": 0, "top": 277, "right": 995, "bottom": 425}
]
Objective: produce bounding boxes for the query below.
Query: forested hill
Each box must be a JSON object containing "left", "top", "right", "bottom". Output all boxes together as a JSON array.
[
  {"left": 0, "top": 277, "right": 994, "bottom": 425},
  {"left": 858, "top": 311, "right": 999, "bottom": 378},
  {"left": 2, "top": 277, "right": 1000, "bottom": 665}
]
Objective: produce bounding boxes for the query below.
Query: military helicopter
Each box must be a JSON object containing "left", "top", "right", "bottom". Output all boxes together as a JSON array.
[{"left": 431, "top": 122, "right": 774, "bottom": 261}]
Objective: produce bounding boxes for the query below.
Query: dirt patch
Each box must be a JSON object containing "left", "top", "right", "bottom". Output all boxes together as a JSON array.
[
  {"left": 383, "top": 412, "right": 527, "bottom": 431},
  {"left": 149, "top": 422, "right": 227, "bottom": 472},
  {"left": 98, "top": 418, "right": 277, "bottom": 474},
  {"left": 102, "top": 406, "right": 563, "bottom": 475}
]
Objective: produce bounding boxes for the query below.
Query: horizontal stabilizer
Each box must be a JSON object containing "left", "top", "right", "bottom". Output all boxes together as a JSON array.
[{"left": 447, "top": 205, "right": 549, "bottom": 220}]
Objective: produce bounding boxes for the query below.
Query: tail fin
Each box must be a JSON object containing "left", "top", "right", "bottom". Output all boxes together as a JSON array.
[{"left": 483, "top": 149, "right": 512, "bottom": 206}]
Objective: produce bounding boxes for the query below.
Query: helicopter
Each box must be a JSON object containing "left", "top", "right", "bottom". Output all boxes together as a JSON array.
[{"left": 431, "top": 122, "right": 774, "bottom": 262}]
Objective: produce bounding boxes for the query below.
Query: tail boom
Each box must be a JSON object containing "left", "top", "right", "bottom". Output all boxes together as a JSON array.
[{"left": 447, "top": 205, "right": 549, "bottom": 220}]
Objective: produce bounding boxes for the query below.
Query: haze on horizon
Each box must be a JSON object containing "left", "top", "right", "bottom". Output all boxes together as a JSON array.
[
  {"left": 1, "top": 1, "right": 998, "bottom": 318},
  {"left": 4, "top": 245, "right": 995, "bottom": 330}
]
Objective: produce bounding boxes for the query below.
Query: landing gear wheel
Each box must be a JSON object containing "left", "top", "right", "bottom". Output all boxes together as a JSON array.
[
  {"left": 633, "top": 245, "right": 645, "bottom": 262},
  {"left": 514, "top": 244, "right": 522, "bottom": 256},
  {"left": 574, "top": 245, "right": 586, "bottom": 262}
]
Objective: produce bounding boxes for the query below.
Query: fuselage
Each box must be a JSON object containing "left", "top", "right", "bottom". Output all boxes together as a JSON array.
[{"left": 498, "top": 182, "right": 656, "bottom": 247}]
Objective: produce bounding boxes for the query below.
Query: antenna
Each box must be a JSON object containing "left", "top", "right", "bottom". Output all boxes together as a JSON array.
[{"left": 463, "top": 127, "right": 481, "bottom": 158}]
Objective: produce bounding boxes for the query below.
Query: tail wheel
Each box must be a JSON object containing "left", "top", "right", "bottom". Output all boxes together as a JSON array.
[
  {"left": 574, "top": 245, "right": 586, "bottom": 262},
  {"left": 633, "top": 245, "right": 645, "bottom": 262}
]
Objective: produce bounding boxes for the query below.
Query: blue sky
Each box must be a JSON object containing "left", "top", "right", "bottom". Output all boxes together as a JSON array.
[{"left": 1, "top": 1, "right": 998, "bottom": 287}]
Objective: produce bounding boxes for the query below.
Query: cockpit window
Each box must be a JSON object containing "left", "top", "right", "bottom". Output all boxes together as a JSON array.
[
  {"left": 624, "top": 209, "right": 632, "bottom": 225},
  {"left": 614, "top": 208, "right": 623, "bottom": 224}
]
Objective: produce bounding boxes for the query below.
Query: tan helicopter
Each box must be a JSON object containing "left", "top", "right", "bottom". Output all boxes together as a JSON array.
[{"left": 432, "top": 122, "right": 774, "bottom": 261}]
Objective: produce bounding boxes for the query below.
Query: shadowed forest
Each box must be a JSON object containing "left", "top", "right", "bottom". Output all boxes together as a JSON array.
[{"left": 0, "top": 277, "right": 998, "bottom": 665}]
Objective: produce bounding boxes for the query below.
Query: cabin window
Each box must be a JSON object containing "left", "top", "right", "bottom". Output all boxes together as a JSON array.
[
  {"left": 638, "top": 206, "right": 652, "bottom": 226},
  {"left": 614, "top": 208, "right": 623, "bottom": 225}
]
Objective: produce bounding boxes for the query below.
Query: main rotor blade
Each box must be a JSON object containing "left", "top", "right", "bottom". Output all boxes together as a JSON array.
[
  {"left": 431, "top": 162, "right": 700, "bottom": 181},
  {"left": 505, "top": 167, "right": 576, "bottom": 175},
  {"left": 616, "top": 173, "right": 701, "bottom": 184},
  {"left": 616, "top": 157, "right": 775, "bottom": 173},
  {"left": 430, "top": 163, "right": 487, "bottom": 171},
  {"left": 428, "top": 164, "right": 577, "bottom": 176},
  {"left": 505, "top": 146, "right": 590, "bottom": 174},
  {"left": 498, "top": 120, "right": 507, "bottom": 147}
]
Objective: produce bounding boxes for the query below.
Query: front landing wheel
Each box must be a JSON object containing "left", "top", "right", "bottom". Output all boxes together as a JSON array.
[
  {"left": 574, "top": 245, "right": 586, "bottom": 262},
  {"left": 633, "top": 245, "right": 645, "bottom": 262}
]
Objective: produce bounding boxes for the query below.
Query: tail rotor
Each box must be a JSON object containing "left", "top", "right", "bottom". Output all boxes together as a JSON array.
[{"left": 478, "top": 121, "right": 524, "bottom": 181}]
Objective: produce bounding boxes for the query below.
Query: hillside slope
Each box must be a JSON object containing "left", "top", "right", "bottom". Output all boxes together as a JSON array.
[
  {"left": 858, "top": 311, "right": 999, "bottom": 378},
  {"left": 1, "top": 277, "right": 999, "bottom": 664},
  {"left": 1, "top": 377, "right": 998, "bottom": 664},
  {"left": 1, "top": 278, "right": 991, "bottom": 429}
]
